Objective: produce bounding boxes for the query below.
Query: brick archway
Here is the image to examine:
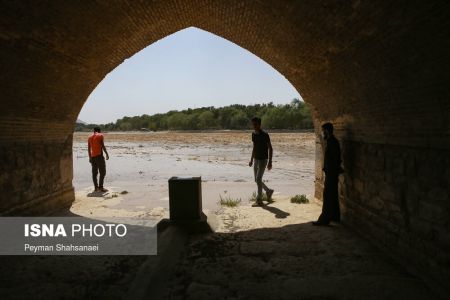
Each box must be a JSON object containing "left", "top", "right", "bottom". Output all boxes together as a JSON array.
[{"left": 1, "top": 0, "right": 449, "bottom": 286}]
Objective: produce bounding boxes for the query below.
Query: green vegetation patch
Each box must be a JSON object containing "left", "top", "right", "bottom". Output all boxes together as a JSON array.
[
  {"left": 75, "top": 100, "right": 313, "bottom": 132},
  {"left": 248, "top": 191, "right": 274, "bottom": 203},
  {"left": 219, "top": 194, "right": 242, "bottom": 207},
  {"left": 290, "top": 194, "right": 309, "bottom": 204}
]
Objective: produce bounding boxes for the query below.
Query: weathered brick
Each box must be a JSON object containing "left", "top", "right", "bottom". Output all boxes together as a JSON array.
[{"left": 0, "top": 0, "right": 449, "bottom": 291}]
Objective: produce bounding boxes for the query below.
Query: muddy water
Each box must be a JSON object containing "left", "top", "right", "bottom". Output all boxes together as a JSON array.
[{"left": 73, "top": 131, "right": 315, "bottom": 211}]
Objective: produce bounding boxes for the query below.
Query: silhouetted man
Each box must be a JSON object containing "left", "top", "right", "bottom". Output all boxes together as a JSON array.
[
  {"left": 313, "top": 122, "right": 342, "bottom": 225},
  {"left": 249, "top": 117, "right": 274, "bottom": 206},
  {"left": 88, "top": 127, "right": 109, "bottom": 192}
]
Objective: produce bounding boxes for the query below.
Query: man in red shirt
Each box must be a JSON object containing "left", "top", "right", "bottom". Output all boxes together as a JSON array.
[{"left": 88, "top": 127, "right": 109, "bottom": 192}]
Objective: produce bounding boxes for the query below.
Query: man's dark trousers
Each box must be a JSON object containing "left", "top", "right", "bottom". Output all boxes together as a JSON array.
[{"left": 91, "top": 155, "right": 106, "bottom": 189}]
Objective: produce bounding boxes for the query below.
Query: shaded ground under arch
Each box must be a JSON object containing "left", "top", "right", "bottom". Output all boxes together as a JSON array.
[{"left": 0, "top": 0, "right": 449, "bottom": 294}]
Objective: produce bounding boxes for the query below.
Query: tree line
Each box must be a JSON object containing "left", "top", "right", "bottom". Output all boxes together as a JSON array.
[{"left": 75, "top": 99, "right": 313, "bottom": 131}]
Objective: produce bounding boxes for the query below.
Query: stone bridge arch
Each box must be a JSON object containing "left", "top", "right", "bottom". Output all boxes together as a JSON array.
[{"left": 0, "top": 0, "right": 449, "bottom": 286}]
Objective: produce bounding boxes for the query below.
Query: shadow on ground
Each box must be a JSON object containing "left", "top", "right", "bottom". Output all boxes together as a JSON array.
[
  {"left": 165, "top": 222, "right": 438, "bottom": 300},
  {"left": 262, "top": 204, "right": 290, "bottom": 219},
  {"left": 87, "top": 190, "right": 108, "bottom": 197},
  {"left": 0, "top": 219, "right": 441, "bottom": 300}
]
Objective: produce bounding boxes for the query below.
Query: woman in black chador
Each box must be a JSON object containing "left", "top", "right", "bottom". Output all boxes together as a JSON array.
[{"left": 313, "top": 122, "right": 343, "bottom": 226}]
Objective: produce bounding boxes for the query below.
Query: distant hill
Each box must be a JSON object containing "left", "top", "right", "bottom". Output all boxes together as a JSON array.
[{"left": 76, "top": 119, "right": 87, "bottom": 125}]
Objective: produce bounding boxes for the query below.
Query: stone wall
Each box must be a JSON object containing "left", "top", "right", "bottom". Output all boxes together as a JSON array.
[
  {"left": 312, "top": 131, "right": 450, "bottom": 288},
  {"left": 339, "top": 140, "right": 450, "bottom": 283},
  {"left": 0, "top": 137, "right": 74, "bottom": 215}
]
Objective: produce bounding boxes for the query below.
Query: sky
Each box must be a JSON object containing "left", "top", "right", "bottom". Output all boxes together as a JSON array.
[{"left": 78, "top": 27, "right": 301, "bottom": 124}]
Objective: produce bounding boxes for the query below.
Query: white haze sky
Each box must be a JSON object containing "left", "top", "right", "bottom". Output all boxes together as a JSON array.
[{"left": 78, "top": 27, "right": 301, "bottom": 124}]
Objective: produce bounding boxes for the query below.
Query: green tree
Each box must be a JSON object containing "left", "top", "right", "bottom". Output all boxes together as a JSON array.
[
  {"left": 197, "top": 111, "right": 217, "bottom": 129},
  {"left": 119, "top": 122, "right": 132, "bottom": 131},
  {"left": 230, "top": 110, "right": 249, "bottom": 129},
  {"left": 262, "top": 107, "right": 286, "bottom": 129},
  {"left": 167, "top": 112, "right": 189, "bottom": 130},
  {"left": 74, "top": 101, "right": 313, "bottom": 132},
  {"left": 291, "top": 98, "right": 301, "bottom": 108}
]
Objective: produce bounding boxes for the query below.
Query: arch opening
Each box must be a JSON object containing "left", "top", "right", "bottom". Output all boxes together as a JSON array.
[{"left": 71, "top": 27, "right": 316, "bottom": 218}]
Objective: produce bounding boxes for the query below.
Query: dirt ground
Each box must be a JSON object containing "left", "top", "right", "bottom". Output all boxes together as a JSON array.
[
  {"left": 0, "top": 198, "right": 440, "bottom": 300},
  {"left": 164, "top": 199, "right": 439, "bottom": 300},
  {"left": 72, "top": 131, "right": 315, "bottom": 217},
  {"left": 0, "top": 132, "right": 439, "bottom": 299},
  {"left": 72, "top": 131, "right": 315, "bottom": 148}
]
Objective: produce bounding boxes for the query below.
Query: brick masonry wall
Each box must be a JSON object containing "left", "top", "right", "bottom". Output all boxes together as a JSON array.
[
  {"left": 313, "top": 131, "right": 450, "bottom": 286},
  {"left": 0, "top": 137, "right": 73, "bottom": 215},
  {"left": 0, "top": 0, "right": 449, "bottom": 289},
  {"left": 339, "top": 140, "right": 450, "bottom": 284}
]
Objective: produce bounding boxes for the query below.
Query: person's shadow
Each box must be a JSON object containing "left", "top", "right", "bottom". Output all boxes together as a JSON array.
[
  {"left": 262, "top": 204, "right": 290, "bottom": 219},
  {"left": 87, "top": 190, "right": 108, "bottom": 197}
]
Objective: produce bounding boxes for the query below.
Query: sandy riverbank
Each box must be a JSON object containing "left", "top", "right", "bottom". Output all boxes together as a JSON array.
[{"left": 71, "top": 131, "right": 315, "bottom": 218}]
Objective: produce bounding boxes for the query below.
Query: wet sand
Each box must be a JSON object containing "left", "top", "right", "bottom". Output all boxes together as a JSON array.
[{"left": 72, "top": 131, "right": 315, "bottom": 217}]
